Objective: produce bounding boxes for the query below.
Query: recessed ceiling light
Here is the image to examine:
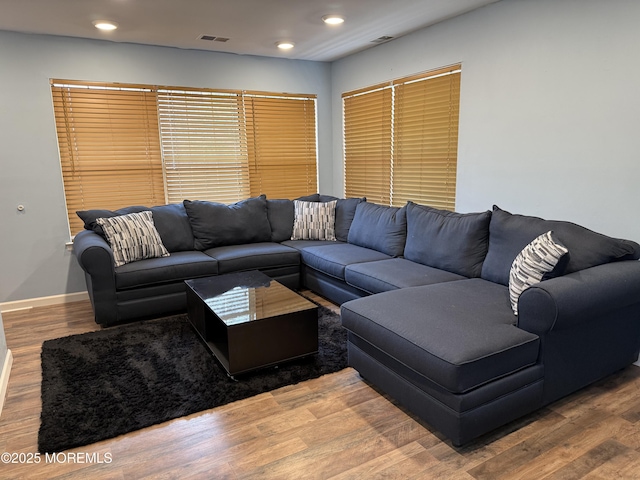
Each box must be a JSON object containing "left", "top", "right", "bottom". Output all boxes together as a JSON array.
[
  {"left": 276, "top": 41, "right": 295, "bottom": 50},
  {"left": 93, "top": 20, "right": 118, "bottom": 31},
  {"left": 322, "top": 15, "right": 345, "bottom": 25}
]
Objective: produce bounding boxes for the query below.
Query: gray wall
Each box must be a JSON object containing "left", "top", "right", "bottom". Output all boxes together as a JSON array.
[
  {"left": 331, "top": 0, "right": 640, "bottom": 243},
  {"left": 0, "top": 31, "right": 332, "bottom": 303}
]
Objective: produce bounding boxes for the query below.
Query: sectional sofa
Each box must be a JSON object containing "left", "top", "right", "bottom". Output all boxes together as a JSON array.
[{"left": 73, "top": 194, "right": 640, "bottom": 445}]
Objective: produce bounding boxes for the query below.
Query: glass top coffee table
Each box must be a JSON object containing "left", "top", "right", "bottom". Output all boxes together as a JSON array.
[{"left": 185, "top": 271, "right": 319, "bottom": 378}]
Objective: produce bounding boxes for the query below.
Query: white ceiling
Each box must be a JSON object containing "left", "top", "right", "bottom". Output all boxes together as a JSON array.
[{"left": 0, "top": 0, "right": 500, "bottom": 62}]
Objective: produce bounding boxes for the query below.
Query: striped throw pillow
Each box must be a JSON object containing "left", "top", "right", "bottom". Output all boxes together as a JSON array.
[
  {"left": 291, "top": 200, "right": 337, "bottom": 241},
  {"left": 96, "top": 211, "right": 169, "bottom": 267},
  {"left": 509, "top": 230, "right": 568, "bottom": 315}
]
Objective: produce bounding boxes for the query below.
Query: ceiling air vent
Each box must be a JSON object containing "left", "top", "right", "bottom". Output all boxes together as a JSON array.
[
  {"left": 199, "top": 35, "right": 230, "bottom": 42},
  {"left": 371, "top": 36, "right": 394, "bottom": 44}
]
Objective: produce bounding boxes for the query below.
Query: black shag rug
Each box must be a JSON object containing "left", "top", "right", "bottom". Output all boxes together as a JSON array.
[{"left": 38, "top": 306, "right": 346, "bottom": 453}]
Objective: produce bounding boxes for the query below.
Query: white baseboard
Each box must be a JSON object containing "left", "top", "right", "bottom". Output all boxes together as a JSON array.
[
  {"left": 0, "top": 291, "right": 89, "bottom": 313},
  {"left": 0, "top": 349, "right": 13, "bottom": 418}
]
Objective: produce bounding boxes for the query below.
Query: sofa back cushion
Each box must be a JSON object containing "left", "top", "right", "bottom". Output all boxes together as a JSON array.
[
  {"left": 183, "top": 195, "right": 272, "bottom": 250},
  {"left": 404, "top": 202, "right": 491, "bottom": 278},
  {"left": 267, "top": 199, "right": 295, "bottom": 242},
  {"left": 149, "top": 204, "right": 196, "bottom": 252},
  {"left": 481, "top": 205, "right": 640, "bottom": 285},
  {"left": 295, "top": 194, "right": 321, "bottom": 202},
  {"left": 77, "top": 203, "right": 194, "bottom": 253},
  {"left": 77, "top": 206, "right": 147, "bottom": 236},
  {"left": 335, "top": 197, "right": 366, "bottom": 242},
  {"left": 347, "top": 202, "right": 407, "bottom": 257}
]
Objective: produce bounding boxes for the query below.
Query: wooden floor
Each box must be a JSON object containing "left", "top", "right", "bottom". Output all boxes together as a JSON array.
[{"left": 2, "top": 295, "right": 640, "bottom": 479}]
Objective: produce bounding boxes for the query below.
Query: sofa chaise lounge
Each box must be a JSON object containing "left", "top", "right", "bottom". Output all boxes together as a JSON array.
[{"left": 73, "top": 194, "right": 640, "bottom": 445}]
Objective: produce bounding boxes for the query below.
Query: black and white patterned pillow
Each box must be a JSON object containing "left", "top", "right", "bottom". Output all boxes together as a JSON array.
[
  {"left": 509, "top": 230, "right": 569, "bottom": 315},
  {"left": 96, "top": 211, "right": 169, "bottom": 267},
  {"left": 291, "top": 200, "right": 337, "bottom": 241}
]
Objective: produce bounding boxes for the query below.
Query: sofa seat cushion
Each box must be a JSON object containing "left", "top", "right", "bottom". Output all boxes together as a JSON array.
[
  {"left": 345, "top": 258, "right": 466, "bottom": 294},
  {"left": 115, "top": 251, "right": 218, "bottom": 290},
  {"left": 301, "top": 244, "right": 391, "bottom": 280},
  {"left": 281, "top": 239, "right": 344, "bottom": 251},
  {"left": 341, "top": 279, "right": 540, "bottom": 393},
  {"left": 204, "top": 242, "right": 300, "bottom": 274}
]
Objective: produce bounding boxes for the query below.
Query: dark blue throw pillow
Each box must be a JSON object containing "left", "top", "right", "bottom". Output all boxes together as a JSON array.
[
  {"left": 481, "top": 205, "right": 640, "bottom": 286},
  {"left": 148, "top": 204, "right": 195, "bottom": 252},
  {"left": 347, "top": 202, "right": 407, "bottom": 257},
  {"left": 404, "top": 202, "right": 491, "bottom": 278},
  {"left": 77, "top": 204, "right": 194, "bottom": 253},
  {"left": 266, "top": 199, "right": 295, "bottom": 243},
  {"left": 183, "top": 195, "right": 272, "bottom": 250},
  {"left": 77, "top": 206, "right": 148, "bottom": 236},
  {"left": 321, "top": 196, "right": 365, "bottom": 242},
  {"left": 295, "top": 194, "right": 321, "bottom": 202}
]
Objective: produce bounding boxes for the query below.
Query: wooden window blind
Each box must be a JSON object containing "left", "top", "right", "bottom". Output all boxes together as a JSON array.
[
  {"left": 245, "top": 94, "right": 318, "bottom": 199},
  {"left": 51, "top": 81, "right": 166, "bottom": 235},
  {"left": 157, "top": 88, "right": 251, "bottom": 204},
  {"left": 52, "top": 80, "right": 318, "bottom": 236},
  {"left": 392, "top": 70, "right": 460, "bottom": 209},
  {"left": 342, "top": 64, "right": 461, "bottom": 209},
  {"left": 343, "top": 88, "right": 393, "bottom": 204}
]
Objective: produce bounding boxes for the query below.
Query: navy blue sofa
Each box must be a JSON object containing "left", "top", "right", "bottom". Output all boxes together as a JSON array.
[{"left": 73, "top": 194, "right": 640, "bottom": 446}]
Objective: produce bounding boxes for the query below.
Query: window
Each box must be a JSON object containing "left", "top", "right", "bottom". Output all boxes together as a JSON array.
[
  {"left": 51, "top": 80, "right": 318, "bottom": 235},
  {"left": 343, "top": 88, "right": 392, "bottom": 205},
  {"left": 51, "top": 81, "right": 165, "bottom": 234},
  {"left": 157, "top": 88, "right": 250, "bottom": 204},
  {"left": 343, "top": 64, "right": 461, "bottom": 210},
  {"left": 245, "top": 94, "right": 317, "bottom": 199}
]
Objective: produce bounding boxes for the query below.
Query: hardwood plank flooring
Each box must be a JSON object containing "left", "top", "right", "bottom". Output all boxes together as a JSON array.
[{"left": 1, "top": 294, "right": 640, "bottom": 479}]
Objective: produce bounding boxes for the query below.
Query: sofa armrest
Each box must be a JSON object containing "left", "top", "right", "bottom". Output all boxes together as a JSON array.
[
  {"left": 517, "top": 260, "right": 640, "bottom": 335},
  {"left": 73, "top": 229, "right": 115, "bottom": 276},
  {"left": 73, "top": 229, "right": 118, "bottom": 325}
]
